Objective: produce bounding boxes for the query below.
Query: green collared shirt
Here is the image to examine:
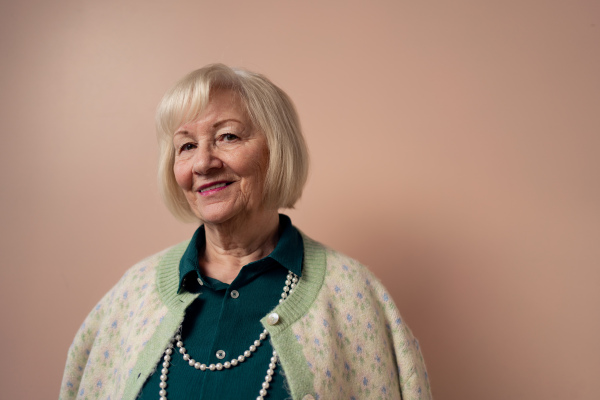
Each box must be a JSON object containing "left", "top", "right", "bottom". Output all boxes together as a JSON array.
[{"left": 138, "top": 214, "right": 303, "bottom": 400}]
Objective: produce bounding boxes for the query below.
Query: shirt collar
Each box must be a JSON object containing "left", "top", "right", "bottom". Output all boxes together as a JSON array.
[{"left": 178, "top": 214, "right": 303, "bottom": 293}]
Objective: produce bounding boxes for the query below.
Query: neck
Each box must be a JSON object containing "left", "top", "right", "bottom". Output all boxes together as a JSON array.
[{"left": 200, "top": 210, "right": 280, "bottom": 284}]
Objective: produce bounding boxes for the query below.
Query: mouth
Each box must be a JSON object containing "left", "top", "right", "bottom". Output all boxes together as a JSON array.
[{"left": 198, "top": 181, "right": 233, "bottom": 195}]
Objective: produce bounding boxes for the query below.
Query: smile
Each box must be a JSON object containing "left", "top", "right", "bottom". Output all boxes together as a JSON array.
[{"left": 198, "top": 181, "right": 233, "bottom": 195}]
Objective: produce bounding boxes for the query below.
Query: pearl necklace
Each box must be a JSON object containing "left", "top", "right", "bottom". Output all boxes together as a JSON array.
[{"left": 158, "top": 271, "right": 299, "bottom": 400}]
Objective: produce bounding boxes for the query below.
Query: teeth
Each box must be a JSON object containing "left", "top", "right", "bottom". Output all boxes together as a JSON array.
[{"left": 200, "top": 182, "right": 228, "bottom": 192}]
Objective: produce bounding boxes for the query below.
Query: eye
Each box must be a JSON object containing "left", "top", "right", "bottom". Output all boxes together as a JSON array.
[
  {"left": 179, "top": 143, "right": 196, "bottom": 152},
  {"left": 221, "top": 133, "right": 239, "bottom": 142}
]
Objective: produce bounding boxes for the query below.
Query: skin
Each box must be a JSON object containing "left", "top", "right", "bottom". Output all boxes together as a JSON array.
[{"left": 172, "top": 89, "right": 279, "bottom": 284}]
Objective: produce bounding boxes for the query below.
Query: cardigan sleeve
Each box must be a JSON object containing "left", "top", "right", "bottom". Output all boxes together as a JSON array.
[{"left": 59, "top": 288, "right": 113, "bottom": 400}]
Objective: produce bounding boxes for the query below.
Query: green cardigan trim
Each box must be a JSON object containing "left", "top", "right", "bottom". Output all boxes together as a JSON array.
[
  {"left": 123, "top": 233, "right": 326, "bottom": 400},
  {"left": 260, "top": 234, "right": 326, "bottom": 399},
  {"left": 122, "top": 240, "right": 199, "bottom": 400}
]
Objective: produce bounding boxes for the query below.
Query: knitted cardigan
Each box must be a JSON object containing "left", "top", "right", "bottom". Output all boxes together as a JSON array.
[{"left": 60, "top": 234, "right": 432, "bottom": 400}]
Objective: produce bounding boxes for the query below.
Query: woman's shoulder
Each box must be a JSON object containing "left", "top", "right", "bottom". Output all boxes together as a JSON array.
[{"left": 302, "top": 233, "right": 388, "bottom": 296}]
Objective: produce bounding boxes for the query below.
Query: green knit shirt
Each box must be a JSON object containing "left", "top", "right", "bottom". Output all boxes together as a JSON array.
[{"left": 137, "top": 214, "right": 303, "bottom": 399}]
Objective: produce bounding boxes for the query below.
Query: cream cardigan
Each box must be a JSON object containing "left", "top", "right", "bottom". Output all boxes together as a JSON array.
[{"left": 60, "top": 234, "right": 432, "bottom": 400}]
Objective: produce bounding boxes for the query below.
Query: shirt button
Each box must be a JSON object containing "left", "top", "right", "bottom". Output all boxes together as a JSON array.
[
  {"left": 216, "top": 350, "right": 226, "bottom": 359},
  {"left": 267, "top": 313, "right": 280, "bottom": 325},
  {"left": 230, "top": 290, "right": 239, "bottom": 299},
  {"left": 302, "top": 395, "right": 315, "bottom": 400}
]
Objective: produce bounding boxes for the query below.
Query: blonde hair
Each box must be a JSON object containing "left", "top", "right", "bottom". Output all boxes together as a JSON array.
[{"left": 156, "top": 64, "right": 309, "bottom": 222}]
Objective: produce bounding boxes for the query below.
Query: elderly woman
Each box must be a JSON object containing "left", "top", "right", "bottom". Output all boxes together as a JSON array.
[{"left": 60, "top": 64, "right": 432, "bottom": 400}]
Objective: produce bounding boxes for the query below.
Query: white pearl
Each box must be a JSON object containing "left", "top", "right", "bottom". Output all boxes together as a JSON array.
[
  {"left": 164, "top": 355, "right": 171, "bottom": 362},
  {"left": 159, "top": 389, "right": 166, "bottom": 396},
  {"left": 162, "top": 361, "right": 169, "bottom": 368},
  {"left": 259, "top": 389, "right": 267, "bottom": 396},
  {"left": 231, "top": 359, "right": 238, "bottom": 366},
  {"left": 269, "top": 363, "right": 276, "bottom": 369},
  {"left": 176, "top": 341, "right": 183, "bottom": 347},
  {"left": 200, "top": 364, "right": 206, "bottom": 371},
  {"left": 266, "top": 375, "right": 272, "bottom": 382},
  {"left": 271, "top": 356, "right": 277, "bottom": 363},
  {"left": 249, "top": 345, "right": 257, "bottom": 352},
  {"left": 160, "top": 374, "right": 167, "bottom": 381},
  {"left": 179, "top": 347, "right": 186, "bottom": 354},
  {"left": 161, "top": 368, "right": 168, "bottom": 374},
  {"left": 254, "top": 340, "right": 261, "bottom": 346},
  {"left": 273, "top": 351, "right": 278, "bottom": 356},
  {"left": 165, "top": 348, "right": 172, "bottom": 355},
  {"left": 160, "top": 397, "right": 166, "bottom": 400},
  {"left": 267, "top": 369, "right": 274, "bottom": 376},
  {"left": 279, "top": 299, "right": 283, "bottom": 304},
  {"left": 257, "top": 397, "right": 264, "bottom": 400},
  {"left": 244, "top": 350, "right": 251, "bottom": 357},
  {"left": 175, "top": 335, "right": 181, "bottom": 340},
  {"left": 224, "top": 361, "right": 231, "bottom": 369},
  {"left": 238, "top": 355, "right": 245, "bottom": 362},
  {"left": 281, "top": 292, "right": 287, "bottom": 299},
  {"left": 284, "top": 286, "right": 290, "bottom": 292},
  {"left": 188, "top": 359, "right": 195, "bottom": 366},
  {"left": 262, "top": 382, "right": 270, "bottom": 389},
  {"left": 209, "top": 364, "right": 216, "bottom": 371},
  {"left": 216, "top": 363, "right": 223, "bottom": 370},
  {"left": 285, "top": 280, "right": 291, "bottom": 285},
  {"left": 183, "top": 354, "right": 190, "bottom": 361},
  {"left": 194, "top": 362, "right": 201, "bottom": 369},
  {"left": 259, "top": 332, "right": 267, "bottom": 340},
  {"left": 159, "top": 382, "right": 167, "bottom": 389},
  {"left": 292, "top": 277, "right": 299, "bottom": 283}
]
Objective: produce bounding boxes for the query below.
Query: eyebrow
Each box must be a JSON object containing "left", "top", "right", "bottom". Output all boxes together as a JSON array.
[{"left": 174, "top": 118, "right": 244, "bottom": 136}]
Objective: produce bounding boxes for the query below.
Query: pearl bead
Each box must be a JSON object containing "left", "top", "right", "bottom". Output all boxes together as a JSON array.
[
  {"left": 188, "top": 359, "right": 195, "bottom": 366},
  {"left": 160, "top": 374, "right": 167, "bottom": 381},
  {"left": 209, "top": 364, "right": 216, "bottom": 371},
  {"left": 162, "top": 361, "right": 169, "bottom": 368},
  {"left": 179, "top": 347, "right": 186, "bottom": 354},
  {"left": 164, "top": 355, "right": 171, "bottom": 362},
  {"left": 231, "top": 359, "right": 238, "bottom": 366},
  {"left": 161, "top": 368, "right": 168, "bottom": 374},
  {"left": 259, "top": 389, "right": 267, "bottom": 396},
  {"left": 271, "top": 356, "right": 277, "bottom": 363},
  {"left": 159, "top": 382, "right": 167, "bottom": 389},
  {"left": 238, "top": 355, "right": 245, "bottom": 362},
  {"left": 160, "top": 397, "right": 167, "bottom": 400},
  {"left": 200, "top": 364, "right": 206, "bottom": 371},
  {"left": 224, "top": 361, "right": 231, "bottom": 368},
  {"left": 262, "top": 382, "right": 270, "bottom": 389},
  {"left": 216, "top": 363, "right": 223, "bottom": 370},
  {"left": 244, "top": 350, "right": 251, "bottom": 357},
  {"left": 182, "top": 354, "right": 190, "bottom": 361},
  {"left": 254, "top": 340, "right": 261, "bottom": 346},
  {"left": 176, "top": 341, "right": 183, "bottom": 347},
  {"left": 266, "top": 375, "right": 272, "bottom": 382},
  {"left": 165, "top": 348, "right": 172, "bottom": 355},
  {"left": 175, "top": 335, "right": 181, "bottom": 341},
  {"left": 194, "top": 362, "right": 201, "bottom": 369},
  {"left": 159, "top": 389, "right": 166, "bottom": 396},
  {"left": 249, "top": 345, "right": 257, "bottom": 352}
]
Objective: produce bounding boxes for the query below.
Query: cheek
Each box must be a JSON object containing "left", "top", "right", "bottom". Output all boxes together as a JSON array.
[{"left": 173, "top": 161, "right": 191, "bottom": 190}]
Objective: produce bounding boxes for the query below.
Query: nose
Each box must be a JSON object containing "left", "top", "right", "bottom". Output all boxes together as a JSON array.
[{"left": 192, "top": 143, "right": 223, "bottom": 175}]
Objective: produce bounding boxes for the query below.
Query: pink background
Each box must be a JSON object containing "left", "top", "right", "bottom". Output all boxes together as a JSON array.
[{"left": 1, "top": 1, "right": 599, "bottom": 399}]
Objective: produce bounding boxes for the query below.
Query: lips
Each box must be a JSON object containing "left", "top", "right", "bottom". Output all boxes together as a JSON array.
[{"left": 198, "top": 181, "right": 233, "bottom": 195}]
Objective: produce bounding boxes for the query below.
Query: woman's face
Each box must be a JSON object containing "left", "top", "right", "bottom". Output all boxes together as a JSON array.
[{"left": 172, "top": 90, "right": 270, "bottom": 225}]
